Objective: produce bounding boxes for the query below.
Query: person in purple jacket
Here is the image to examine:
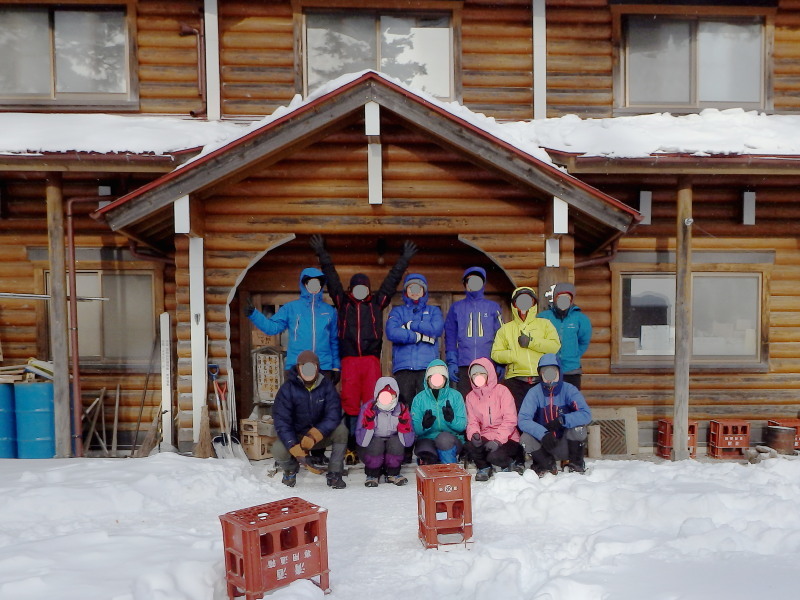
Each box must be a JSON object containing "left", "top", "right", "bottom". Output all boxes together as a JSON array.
[
  {"left": 444, "top": 266, "right": 504, "bottom": 397},
  {"left": 355, "top": 377, "right": 415, "bottom": 487}
]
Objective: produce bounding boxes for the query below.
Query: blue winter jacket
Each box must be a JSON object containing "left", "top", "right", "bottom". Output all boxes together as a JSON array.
[
  {"left": 386, "top": 274, "right": 444, "bottom": 372},
  {"left": 248, "top": 267, "right": 340, "bottom": 370},
  {"left": 444, "top": 267, "right": 503, "bottom": 366},
  {"left": 271, "top": 367, "right": 343, "bottom": 450},
  {"left": 538, "top": 304, "right": 592, "bottom": 374},
  {"left": 518, "top": 354, "right": 592, "bottom": 441}
]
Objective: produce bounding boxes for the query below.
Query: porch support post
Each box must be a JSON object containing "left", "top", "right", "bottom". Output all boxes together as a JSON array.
[
  {"left": 45, "top": 173, "right": 72, "bottom": 458},
  {"left": 672, "top": 177, "right": 693, "bottom": 461}
]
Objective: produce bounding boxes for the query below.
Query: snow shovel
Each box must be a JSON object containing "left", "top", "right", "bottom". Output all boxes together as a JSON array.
[{"left": 208, "top": 365, "right": 249, "bottom": 462}]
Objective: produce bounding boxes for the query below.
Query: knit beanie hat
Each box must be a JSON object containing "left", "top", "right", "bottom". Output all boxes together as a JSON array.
[
  {"left": 349, "top": 273, "right": 371, "bottom": 289},
  {"left": 404, "top": 277, "right": 427, "bottom": 293}
]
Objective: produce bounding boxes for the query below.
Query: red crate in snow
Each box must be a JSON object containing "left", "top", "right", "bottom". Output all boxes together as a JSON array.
[
  {"left": 219, "top": 497, "right": 330, "bottom": 599},
  {"left": 708, "top": 420, "right": 750, "bottom": 459},
  {"left": 656, "top": 419, "right": 698, "bottom": 459},
  {"left": 767, "top": 419, "right": 800, "bottom": 449},
  {"left": 416, "top": 464, "right": 473, "bottom": 550}
]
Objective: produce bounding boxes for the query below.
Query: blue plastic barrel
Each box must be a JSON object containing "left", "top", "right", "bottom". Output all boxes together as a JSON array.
[
  {"left": 0, "top": 384, "right": 15, "bottom": 458},
  {"left": 14, "top": 382, "right": 55, "bottom": 459}
]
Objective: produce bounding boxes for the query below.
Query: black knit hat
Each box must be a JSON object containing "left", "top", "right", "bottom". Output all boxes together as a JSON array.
[{"left": 349, "top": 273, "right": 371, "bottom": 289}]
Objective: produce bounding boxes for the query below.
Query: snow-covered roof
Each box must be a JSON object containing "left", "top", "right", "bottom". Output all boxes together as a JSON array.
[{"left": 4, "top": 71, "right": 800, "bottom": 161}]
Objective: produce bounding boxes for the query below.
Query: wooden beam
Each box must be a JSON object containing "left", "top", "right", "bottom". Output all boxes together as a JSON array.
[
  {"left": 45, "top": 173, "right": 73, "bottom": 458},
  {"left": 672, "top": 177, "right": 692, "bottom": 461}
]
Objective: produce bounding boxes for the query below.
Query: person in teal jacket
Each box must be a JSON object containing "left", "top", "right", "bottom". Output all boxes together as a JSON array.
[
  {"left": 538, "top": 282, "right": 592, "bottom": 389},
  {"left": 246, "top": 267, "right": 340, "bottom": 378},
  {"left": 410, "top": 359, "right": 467, "bottom": 464}
]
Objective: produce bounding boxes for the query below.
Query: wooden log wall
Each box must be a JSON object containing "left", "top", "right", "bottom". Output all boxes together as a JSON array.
[
  {"left": 0, "top": 172, "right": 168, "bottom": 451},
  {"left": 774, "top": 0, "right": 800, "bottom": 113},
  {"left": 572, "top": 175, "right": 800, "bottom": 448}
]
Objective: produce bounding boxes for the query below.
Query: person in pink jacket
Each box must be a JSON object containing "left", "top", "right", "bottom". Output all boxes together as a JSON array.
[{"left": 463, "top": 357, "right": 524, "bottom": 480}]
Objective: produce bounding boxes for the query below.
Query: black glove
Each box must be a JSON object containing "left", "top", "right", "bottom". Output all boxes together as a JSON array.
[
  {"left": 330, "top": 370, "right": 341, "bottom": 385},
  {"left": 442, "top": 401, "right": 454, "bottom": 423},
  {"left": 422, "top": 409, "right": 436, "bottom": 429},
  {"left": 309, "top": 234, "right": 326, "bottom": 255},
  {"left": 471, "top": 433, "right": 483, "bottom": 448},
  {"left": 245, "top": 297, "right": 255, "bottom": 317},
  {"left": 484, "top": 440, "right": 500, "bottom": 453},
  {"left": 545, "top": 416, "right": 564, "bottom": 434},
  {"left": 540, "top": 431, "right": 559, "bottom": 453},
  {"left": 401, "top": 240, "right": 418, "bottom": 261},
  {"left": 518, "top": 333, "right": 530, "bottom": 348}
]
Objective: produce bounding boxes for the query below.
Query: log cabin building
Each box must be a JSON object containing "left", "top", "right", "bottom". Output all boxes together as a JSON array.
[{"left": 0, "top": 0, "right": 798, "bottom": 457}]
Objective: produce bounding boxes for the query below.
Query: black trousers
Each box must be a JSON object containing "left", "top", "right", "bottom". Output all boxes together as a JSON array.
[
  {"left": 503, "top": 376, "right": 540, "bottom": 412},
  {"left": 464, "top": 439, "right": 523, "bottom": 469},
  {"left": 394, "top": 369, "right": 426, "bottom": 407}
]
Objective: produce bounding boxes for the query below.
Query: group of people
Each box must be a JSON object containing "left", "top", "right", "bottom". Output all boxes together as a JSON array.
[{"left": 246, "top": 236, "right": 593, "bottom": 489}]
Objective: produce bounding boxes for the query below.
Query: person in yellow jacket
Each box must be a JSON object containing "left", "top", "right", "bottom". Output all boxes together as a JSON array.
[{"left": 491, "top": 286, "right": 561, "bottom": 412}]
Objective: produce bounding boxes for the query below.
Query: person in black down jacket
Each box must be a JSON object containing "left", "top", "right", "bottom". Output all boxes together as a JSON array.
[{"left": 270, "top": 350, "right": 349, "bottom": 489}]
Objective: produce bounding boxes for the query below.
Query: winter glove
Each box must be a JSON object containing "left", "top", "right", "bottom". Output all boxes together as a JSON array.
[
  {"left": 245, "top": 297, "right": 255, "bottom": 317},
  {"left": 495, "top": 363, "right": 506, "bottom": 379},
  {"left": 289, "top": 444, "right": 307, "bottom": 458},
  {"left": 309, "top": 234, "right": 326, "bottom": 255},
  {"left": 362, "top": 403, "right": 377, "bottom": 430},
  {"left": 445, "top": 352, "right": 460, "bottom": 383},
  {"left": 484, "top": 440, "right": 500, "bottom": 453},
  {"left": 517, "top": 333, "right": 531, "bottom": 348},
  {"left": 422, "top": 409, "right": 436, "bottom": 429},
  {"left": 420, "top": 334, "right": 435, "bottom": 344},
  {"left": 545, "top": 416, "right": 564, "bottom": 434},
  {"left": 300, "top": 427, "right": 324, "bottom": 451},
  {"left": 442, "top": 401, "right": 454, "bottom": 423},
  {"left": 397, "top": 406, "right": 412, "bottom": 434},
  {"left": 401, "top": 240, "right": 418, "bottom": 261},
  {"left": 330, "top": 369, "right": 341, "bottom": 385},
  {"left": 471, "top": 433, "right": 483, "bottom": 448},
  {"left": 540, "top": 431, "right": 559, "bottom": 454},
  {"left": 402, "top": 321, "right": 413, "bottom": 330}
]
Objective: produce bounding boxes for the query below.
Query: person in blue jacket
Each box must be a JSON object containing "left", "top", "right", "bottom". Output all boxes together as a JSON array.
[
  {"left": 538, "top": 282, "right": 592, "bottom": 389},
  {"left": 444, "top": 266, "right": 504, "bottom": 397},
  {"left": 410, "top": 359, "right": 467, "bottom": 464},
  {"left": 270, "top": 351, "right": 348, "bottom": 489},
  {"left": 386, "top": 273, "right": 444, "bottom": 407},
  {"left": 518, "top": 353, "right": 592, "bottom": 476},
  {"left": 247, "top": 267, "right": 340, "bottom": 381}
]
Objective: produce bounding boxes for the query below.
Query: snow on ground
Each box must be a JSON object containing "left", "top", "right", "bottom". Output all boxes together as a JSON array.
[{"left": 0, "top": 453, "right": 798, "bottom": 600}]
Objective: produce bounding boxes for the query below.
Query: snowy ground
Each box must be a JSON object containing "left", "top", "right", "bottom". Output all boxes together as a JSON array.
[{"left": 0, "top": 452, "right": 798, "bottom": 600}]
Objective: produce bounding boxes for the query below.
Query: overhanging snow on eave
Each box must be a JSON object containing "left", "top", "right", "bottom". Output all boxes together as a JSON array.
[{"left": 0, "top": 151, "right": 184, "bottom": 173}]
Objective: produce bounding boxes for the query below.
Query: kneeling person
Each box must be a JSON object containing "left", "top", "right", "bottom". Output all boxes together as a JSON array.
[
  {"left": 518, "top": 353, "right": 592, "bottom": 476},
  {"left": 355, "top": 377, "right": 415, "bottom": 487},
  {"left": 271, "top": 350, "right": 348, "bottom": 489}
]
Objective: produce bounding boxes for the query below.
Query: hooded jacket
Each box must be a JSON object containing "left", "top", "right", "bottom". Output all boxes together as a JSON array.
[
  {"left": 386, "top": 274, "right": 444, "bottom": 372},
  {"left": 315, "top": 247, "right": 411, "bottom": 358},
  {"left": 354, "top": 377, "right": 415, "bottom": 448},
  {"left": 444, "top": 267, "right": 504, "bottom": 367},
  {"left": 537, "top": 301, "right": 592, "bottom": 374},
  {"left": 464, "top": 357, "right": 520, "bottom": 443},
  {"left": 410, "top": 359, "right": 467, "bottom": 442},
  {"left": 491, "top": 286, "right": 561, "bottom": 378},
  {"left": 271, "top": 365, "right": 343, "bottom": 450},
  {"left": 248, "top": 267, "right": 340, "bottom": 370},
  {"left": 518, "top": 354, "right": 592, "bottom": 441}
]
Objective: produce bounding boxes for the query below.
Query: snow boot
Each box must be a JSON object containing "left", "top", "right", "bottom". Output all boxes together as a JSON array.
[
  {"left": 437, "top": 446, "right": 459, "bottom": 464},
  {"left": 326, "top": 471, "right": 347, "bottom": 489},
  {"left": 564, "top": 440, "right": 586, "bottom": 474},
  {"left": 281, "top": 468, "right": 298, "bottom": 487},
  {"left": 344, "top": 449, "right": 359, "bottom": 466},
  {"left": 530, "top": 448, "right": 558, "bottom": 477},
  {"left": 475, "top": 467, "right": 494, "bottom": 482},
  {"left": 385, "top": 474, "right": 408, "bottom": 486},
  {"left": 364, "top": 475, "right": 379, "bottom": 488}
]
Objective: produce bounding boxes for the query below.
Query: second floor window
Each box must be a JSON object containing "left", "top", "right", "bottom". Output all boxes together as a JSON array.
[
  {"left": 0, "top": 6, "right": 132, "bottom": 106},
  {"left": 304, "top": 11, "right": 453, "bottom": 99},
  {"left": 622, "top": 15, "right": 765, "bottom": 110}
]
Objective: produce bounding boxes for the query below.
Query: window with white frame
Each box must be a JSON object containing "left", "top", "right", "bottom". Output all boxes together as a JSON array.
[
  {"left": 619, "top": 13, "right": 766, "bottom": 110},
  {"left": 46, "top": 271, "right": 155, "bottom": 363},
  {"left": 0, "top": 5, "right": 135, "bottom": 106},
  {"left": 304, "top": 11, "right": 454, "bottom": 99},
  {"left": 617, "top": 271, "right": 763, "bottom": 366}
]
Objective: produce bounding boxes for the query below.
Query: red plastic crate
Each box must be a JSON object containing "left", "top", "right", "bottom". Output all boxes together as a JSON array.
[
  {"left": 708, "top": 420, "right": 750, "bottom": 459},
  {"left": 219, "top": 497, "right": 330, "bottom": 599},
  {"left": 767, "top": 419, "right": 800, "bottom": 449},
  {"left": 416, "top": 464, "right": 473, "bottom": 550},
  {"left": 656, "top": 419, "right": 698, "bottom": 459}
]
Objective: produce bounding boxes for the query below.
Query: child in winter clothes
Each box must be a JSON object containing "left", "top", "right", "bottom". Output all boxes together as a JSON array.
[
  {"left": 463, "top": 357, "right": 523, "bottom": 481},
  {"left": 518, "top": 353, "right": 592, "bottom": 476},
  {"left": 355, "top": 377, "right": 415, "bottom": 487},
  {"left": 411, "top": 359, "right": 467, "bottom": 464}
]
